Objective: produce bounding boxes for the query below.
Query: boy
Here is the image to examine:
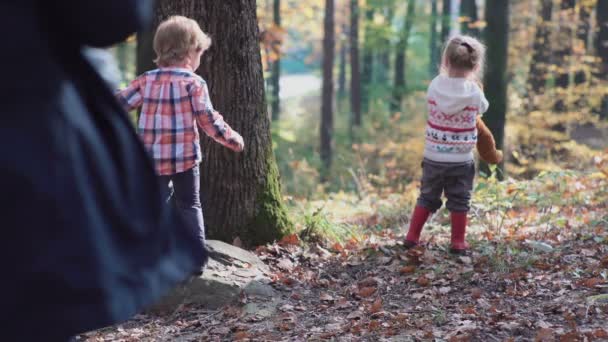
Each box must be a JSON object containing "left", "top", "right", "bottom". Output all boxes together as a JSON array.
[{"left": 117, "top": 16, "right": 244, "bottom": 260}]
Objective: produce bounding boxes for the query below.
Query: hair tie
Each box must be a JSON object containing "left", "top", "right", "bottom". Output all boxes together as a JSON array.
[{"left": 461, "top": 42, "right": 474, "bottom": 53}]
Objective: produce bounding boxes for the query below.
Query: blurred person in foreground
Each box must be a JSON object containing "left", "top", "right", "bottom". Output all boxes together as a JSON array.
[{"left": 0, "top": 1, "right": 206, "bottom": 340}]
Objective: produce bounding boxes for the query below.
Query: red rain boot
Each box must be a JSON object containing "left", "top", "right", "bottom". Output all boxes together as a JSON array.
[
  {"left": 450, "top": 211, "right": 469, "bottom": 254},
  {"left": 404, "top": 206, "right": 431, "bottom": 248}
]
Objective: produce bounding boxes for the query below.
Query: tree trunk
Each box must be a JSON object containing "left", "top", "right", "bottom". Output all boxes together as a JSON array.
[
  {"left": 440, "top": 0, "right": 452, "bottom": 44},
  {"left": 553, "top": 0, "right": 576, "bottom": 112},
  {"left": 429, "top": 0, "right": 440, "bottom": 77},
  {"left": 361, "top": 7, "right": 375, "bottom": 114},
  {"left": 140, "top": 0, "right": 293, "bottom": 245},
  {"left": 595, "top": 0, "right": 608, "bottom": 118},
  {"left": 321, "top": 0, "right": 335, "bottom": 181},
  {"left": 350, "top": 0, "right": 362, "bottom": 129},
  {"left": 270, "top": 0, "right": 281, "bottom": 121},
  {"left": 526, "top": 0, "right": 553, "bottom": 105},
  {"left": 377, "top": 5, "right": 394, "bottom": 84},
  {"left": 390, "top": 0, "right": 415, "bottom": 113},
  {"left": 481, "top": 0, "right": 509, "bottom": 178},
  {"left": 338, "top": 23, "right": 348, "bottom": 98},
  {"left": 574, "top": 1, "right": 591, "bottom": 85},
  {"left": 459, "top": 0, "right": 479, "bottom": 37}
]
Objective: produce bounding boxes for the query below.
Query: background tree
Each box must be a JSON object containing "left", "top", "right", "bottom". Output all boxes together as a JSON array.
[
  {"left": 482, "top": 0, "right": 510, "bottom": 177},
  {"left": 596, "top": 0, "right": 608, "bottom": 118},
  {"left": 338, "top": 23, "right": 348, "bottom": 98},
  {"left": 271, "top": 0, "right": 282, "bottom": 121},
  {"left": 321, "top": 0, "right": 335, "bottom": 180},
  {"left": 377, "top": 2, "right": 394, "bottom": 84},
  {"left": 429, "top": 0, "right": 440, "bottom": 77},
  {"left": 459, "top": 0, "right": 479, "bottom": 37},
  {"left": 350, "top": 0, "right": 362, "bottom": 129},
  {"left": 138, "top": 0, "right": 293, "bottom": 245},
  {"left": 553, "top": 0, "right": 576, "bottom": 112},
  {"left": 361, "top": 6, "right": 375, "bottom": 114},
  {"left": 440, "top": 0, "right": 452, "bottom": 45},
  {"left": 526, "top": 0, "right": 554, "bottom": 110},
  {"left": 391, "top": 0, "right": 415, "bottom": 112}
]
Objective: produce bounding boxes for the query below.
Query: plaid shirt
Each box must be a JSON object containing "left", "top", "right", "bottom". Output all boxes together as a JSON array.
[{"left": 117, "top": 68, "right": 243, "bottom": 175}]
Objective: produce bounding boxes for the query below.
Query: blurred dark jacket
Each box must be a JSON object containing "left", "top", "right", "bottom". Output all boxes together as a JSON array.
[{"left": 0, "top": 1, "right": 206, "bottom": 340}]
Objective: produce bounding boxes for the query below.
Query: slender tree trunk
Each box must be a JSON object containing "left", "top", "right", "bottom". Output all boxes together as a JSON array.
[
  {"left": 573, "top": 1, "right": 591, "bottom": 108},
  {"left": 321, "top": 0, "right": 335, "bottom": 181},
  {"left": 350, "top": 0, "right": 362, "bottom": 130},
  {"left": 361, "top": 7, "right": 375, "bottom": 114},
  {"left": 574, "top": 1, "right": 590, "bottom": 85},
  {"left": 140, "top": 0, "right": 293, "bottom": 245},
  {"left": 440, "top": 0, "right": 452, "bottom": 44},
  {"left": 270, "top": 0, "right": 281, "bottom": 121},
  {"left": 595, "top": 0, "right": 608, "bottom": 118},
  {"left": 429, "top": 0, "right": 440, "bottom": 77},
  {"left": 460, "top": 0, "right": 479, "bottom": 37},
  {"left": 391, "top": 0, "right": 415, "bottom": 113},
  {"left": 553, "top": 0, "right": 576, "bottom": 112},
  {"left": 481, "top": 0, "right": 509, "bottom": 178},
  {"left": 338, "top": 23, "right": 348, "bottom": 98},
  {"left": 526, "top": 0, "right": 553, "bottom": 110},
  {"left": 377, "top": 5, "right": 394, "bottom": 84}
]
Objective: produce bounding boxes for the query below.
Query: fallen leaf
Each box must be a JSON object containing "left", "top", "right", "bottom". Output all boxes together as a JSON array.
[
  {"left": 369, "top": 298, "right": 382, "bottom": 313},
  {"left": 416, "top": 276, "right": 431, "bottom": 287},
  {"left": 347, "top": 310, "right": 363, "bottom": 320},
  {"left": 319, "top": 292, "right": 335, "bottom": 302},
  {"left": 279, "top": 234, "right": 300, "bottom": 246},
  {"left": 439, "top": 286, "right": 451, "bottom": 294},
  {"left": 471, "top": 288, "right": 483, "bottom": 299},
  {"left": 234, "top": 331, "right": 250, "bottom": 340},
  {"left": 358, "top": 277, "right": 379, "bottom": 288},
  {"left": 358, "top": 287, "right": 377, "bottom": 298},
  {"left": 535, "top": 328, "right": 554, "bottom": 342},
  {"left": 399, "top": 265, "right": 416, "bottom": 274}
]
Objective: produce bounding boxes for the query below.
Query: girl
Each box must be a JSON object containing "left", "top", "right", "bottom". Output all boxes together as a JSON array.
[{"left": 404, "top": 35, "right": 489, "bottom": 254}]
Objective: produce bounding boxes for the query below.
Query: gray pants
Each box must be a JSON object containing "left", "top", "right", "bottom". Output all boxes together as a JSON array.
[
  {"left": 416, "top": 158, "right": 475, "bottom": 213},
  {"left": 159, "top": 165, "right": 206, "bottom": 245}
]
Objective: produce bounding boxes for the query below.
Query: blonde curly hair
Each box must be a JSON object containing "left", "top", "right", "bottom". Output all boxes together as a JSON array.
[{"left": 153, "top": 16, "right": 211, "bottom": 67}]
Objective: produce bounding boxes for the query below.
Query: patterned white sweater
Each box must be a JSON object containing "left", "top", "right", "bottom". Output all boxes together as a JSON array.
[{"left": 424, "top": 75, "right": 489, "bottom": 163}]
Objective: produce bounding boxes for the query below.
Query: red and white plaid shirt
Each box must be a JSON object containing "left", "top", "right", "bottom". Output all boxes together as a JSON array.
[{"left": 117, "top": 68, "right": 243, "bottom": 175}]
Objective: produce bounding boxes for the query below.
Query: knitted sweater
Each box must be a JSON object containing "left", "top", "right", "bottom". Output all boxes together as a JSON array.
[{"left": 424, "top": 75, "right": 489, "bottom": 163}]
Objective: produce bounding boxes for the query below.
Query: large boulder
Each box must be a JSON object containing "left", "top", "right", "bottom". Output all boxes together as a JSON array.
[{"left": 148, "top": 240, "right": 275, "bottom": 313}]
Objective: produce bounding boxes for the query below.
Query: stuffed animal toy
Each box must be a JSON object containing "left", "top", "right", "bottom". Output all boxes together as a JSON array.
[{"left": 476, "top": 116, "right": 503, "bottom": 164}]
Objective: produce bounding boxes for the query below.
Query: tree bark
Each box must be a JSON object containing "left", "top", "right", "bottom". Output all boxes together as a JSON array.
[
  {"left": 391, "top": 0, "right": 415, "bottom": 113},
  {"left": 377, "top": 5, "right": 394, "bottom": 84},
  {"left": 440, "top": 0, "right": 452, "bottom": 45},
  {"left": 270, "top": 0, "right": 281, "bottom": 121},
  {"left": 321, "top": 0, "right": 335, "bottom": 181},
  {"left": 338, "top": 23, "right": 348, "bottom": 98},
  {"left": 526, "top": 0, "right": 553, "bottom": 102},
  {"left": 574, "top": 1, "right": 591, "bottom": 85},
  {"left": 350, "top": 0, "right": 362, "bottom": 129},
  {"left": 429, "top": 0, "right": 440, "bottom": 77},
  {"left": 140, "top": 0, "right": 293, "bottom": 245},
  {"left": 361, "top": 7, "right": 374, "bottom": 113},
  {"left": 361, "top": 7, "right": 375, "bottom": 114},
  {"left": 481, "top": 0, "right": 509, "bottom": 178},
  {"left": 595, "top": 0, "right": 608, "bottom": 118},
  {"left": 459, "top": 0, "right": 479, "bottom": 37},
  {"left": 553, "top": 0, "right": 576, "bottom": 112}
]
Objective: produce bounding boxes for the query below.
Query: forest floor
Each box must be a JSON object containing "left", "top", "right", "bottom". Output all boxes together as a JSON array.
[{"left": 83, "top": 168, "right": 608, "bottom": 341}]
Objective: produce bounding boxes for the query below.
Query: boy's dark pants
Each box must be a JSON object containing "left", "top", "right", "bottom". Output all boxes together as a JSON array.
[
  {"left": 159, "top": 165, "right": 206, "bottom": 246},
  {"left": 417, "top": 158, "right": 475, "bottom": 212}
]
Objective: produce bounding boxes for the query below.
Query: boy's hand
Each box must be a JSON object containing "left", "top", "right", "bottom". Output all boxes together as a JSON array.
[{"left": 231, "top": 134, "right": 245, "bottom": 152}]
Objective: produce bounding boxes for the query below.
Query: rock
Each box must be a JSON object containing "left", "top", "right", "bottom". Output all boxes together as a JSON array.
[{"left": 148, "top": 240, "right": 275, "bottom": 313}]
